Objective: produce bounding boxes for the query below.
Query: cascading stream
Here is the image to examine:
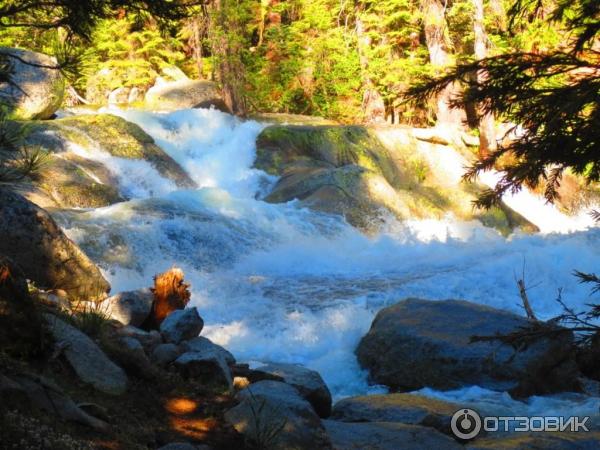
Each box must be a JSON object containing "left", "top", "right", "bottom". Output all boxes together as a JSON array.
[{"left": 57, "top": 107, "right": 600, "bottom": 415}]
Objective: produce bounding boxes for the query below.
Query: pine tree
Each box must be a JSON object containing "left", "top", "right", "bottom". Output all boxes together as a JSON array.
[{"left": 408, "top": 0, "right": 600, "bottom": 208}]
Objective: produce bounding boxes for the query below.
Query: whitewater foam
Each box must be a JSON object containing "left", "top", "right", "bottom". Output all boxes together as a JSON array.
[{"left": 58, "top": 107, "right": 600, "bottom": 412}]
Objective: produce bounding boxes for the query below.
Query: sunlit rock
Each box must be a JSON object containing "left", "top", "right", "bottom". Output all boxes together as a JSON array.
[{"left": 0, "top": 48, "right": 64, "bottom": 120}]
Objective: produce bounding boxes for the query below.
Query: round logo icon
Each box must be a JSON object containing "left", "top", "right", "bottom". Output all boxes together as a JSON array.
[{"left": 451, "top": 408, "right": 482, "bottom": 440}]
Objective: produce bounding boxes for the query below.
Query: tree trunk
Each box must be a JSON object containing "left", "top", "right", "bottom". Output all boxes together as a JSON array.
[
  {"left": 190, "top": 17, "right": 204, "bottom": 77},
  {"left": 208, "top": 0, "right": 247, "bottom": 116},
  {"left": 472, "top": 0, "right": 497, "bottom": 156},
  {"left": 355, "top": 13, "right": 385, "bottom": 124},
  {"left": 422, "top": 0, "right": 465, "bottom": 128}
]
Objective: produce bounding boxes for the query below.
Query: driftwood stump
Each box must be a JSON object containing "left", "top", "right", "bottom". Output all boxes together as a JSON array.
[{"left": 142, "top": 267, "right": 191, "bottom": 330}]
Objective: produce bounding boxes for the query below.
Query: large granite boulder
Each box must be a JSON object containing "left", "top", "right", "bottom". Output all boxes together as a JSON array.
[
  {"left": 0, "top": 48, "right": 64, "bottom": 119},
  {"left": 26, "top": 113, "right": 195, "bottom": 195},
  {"left": 0, "top": 188, "right": 110, "bottom": 300},
  {"left": 331, "top": 393, "right": 460, "bottom": 435},
  {"left": 356, "top": 299, "right": 579, "bottom": 397},
  {"left": 323, "top": 420, "right": 462, "bottom": 450},
  {"left": 254, "top": 125, "right": 536, "bottom": 234},
  {"left": 145, "top": 79, "right": 228, "bottom": 112},
  {"left": 256, "top": 362, "right": 332, "bottom": 418},
  {"left": 44, "top": 314, "right": 127, "bottom": 395},
  {"left": 225, "top": 380, "right": 332, "bottom": 450}
]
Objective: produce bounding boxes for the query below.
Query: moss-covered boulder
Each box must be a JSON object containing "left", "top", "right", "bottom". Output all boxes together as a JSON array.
[
  {"left": 36, "top": 154, "right": 124, "bottom": 208},
  {"left": 255, "top": 125, "right": 537, "bottom": 233},
  {"left": 0, "top": 48, "right": 65, "bottom": 120},
  {"left": 23, "top": 114, "right": 195, "bottom": 207}
]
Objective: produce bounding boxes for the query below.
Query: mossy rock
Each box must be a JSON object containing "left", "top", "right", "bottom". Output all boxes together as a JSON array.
[
  {"left": 256, "top": 125, "right": 402, "bottom": 186},
  {"left": 38, "top": 154, "right": 124, "bottom": 208},
  {"left": 27, "top": 114, "right": 195, "bottom": 188},
  {"left": 256, "top": 124, "right": 537, "bottom": 234}
]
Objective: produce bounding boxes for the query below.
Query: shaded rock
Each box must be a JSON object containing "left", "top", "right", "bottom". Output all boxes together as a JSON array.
[
  {"left": 331, "top": 393, "right": 460, "bottom": 435},
  {"left": 13, "top": 372, "right": 108, "bottom": 431},
  {"left": 0, "top": 188, "right": 110, "bottom": 300},
  {"left": 182, "top": 336, "right": 235, "bottom": 365},
  {"left": 256, "top": 362, "right": 332, "bottom": 418},
  {"left": 0, "top": 48, "right": 64, "bottom": 119},
  {"left": 151, "top": 343, "right": 184, "bottom": 367},
  {"left": 44, "top": 314, "right": 127, "bottom": 395},
  {"left": 0, "top": 373, "right": 30, "bottom": 410},
  {"left": 356, "top": 299, "right": 579, "bottom": 397},
  {"left": 26, "top": 113, "right": 195, "bottom": 189},
  {"left": 466, "top": 432, "right": 600, "bottom": 450},
  {"left": 225, "top": 380, "right": 332, "bottom": 450},
  {"left": 323, "top": 420, "right": 462, "bottom": 450},
  {"left": 160, "top": 308, "right": 204, "bottom": 344},
  {"left": 106, "top": 288, "right": 154, "bottom": 327},
  {"left": 116, "top": 325, "right": 163, "bottom": 352},
  {"left": 145, "top": 79, "right": 228, "bottom": 112},
  {"left": 0, "top": 257, "right": 45, "bottom": 358},
  {"left": 102, "top": 335, "right": 158, "bottom": 380},
  {"left": 174, "top": 350, "right": 233, "bottom": 389}
]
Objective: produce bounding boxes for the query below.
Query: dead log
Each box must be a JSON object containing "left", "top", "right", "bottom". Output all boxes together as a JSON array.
[{"left": 142, "top": 267, "right": 191, "bottom": 330}]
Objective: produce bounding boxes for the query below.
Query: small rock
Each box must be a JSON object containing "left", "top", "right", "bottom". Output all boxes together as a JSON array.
[
  {"left": 107, "top": 336, "right": 157, "bottom": 380},
  {"left": 182, "top": 336, "right": 235, "bottom": 365},
  {"left": 256, "top": 362, "right": 332, "bottom": 418},
  {"left": 45, "top": 314, "right": 127, "bottom": 395},
  {"left": 225, "top": 381, "right": 332, "bottom": 450},
  {"left": 160, "top": 308, "right": 204, "bottom": 344},
  {"left": 106, "top": 288, "right": 154, "bottom": 327},
  {"left": 174, "top": 350, "right": 232, "bottom": 389},
  {"left": 152, "top": 343, "right": 184, "bottom": 367},
  {"left": 324, "top": 420, "right": 462, "bottom": 450},
  {"left": 116, "top": 325, "right": 163, "bottom": 351}
]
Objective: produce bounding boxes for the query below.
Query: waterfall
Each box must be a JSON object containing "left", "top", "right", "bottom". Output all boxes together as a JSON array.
[{"left": 56, "top": 107, "right": 600, "bottom": 414}]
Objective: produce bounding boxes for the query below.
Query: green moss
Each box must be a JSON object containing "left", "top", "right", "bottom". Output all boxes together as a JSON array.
[
  {"left": 255, "top": 125, "right": 402, "bottom": 187},
  {"left": 29, "top": 114, "right": 195, "bottom": 188}
]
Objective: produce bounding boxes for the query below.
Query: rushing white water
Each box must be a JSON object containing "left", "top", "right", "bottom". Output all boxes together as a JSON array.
[{"left": 56, "top": 107, "right": 600, "bottom": 414}]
